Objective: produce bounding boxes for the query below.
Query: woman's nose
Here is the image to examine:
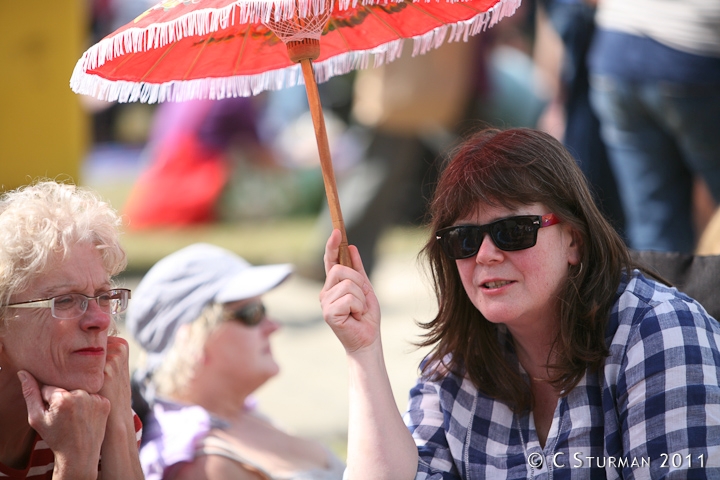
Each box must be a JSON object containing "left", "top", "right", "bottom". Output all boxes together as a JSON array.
[
  {"left": 78, "top": 299, "right": 112, "bottom": 331},
  {"left": 261, "top": 316, "right": 281, "bottom": 335},
  {"left": 475, "top": 233, "right": 503, "bottom": 263}
]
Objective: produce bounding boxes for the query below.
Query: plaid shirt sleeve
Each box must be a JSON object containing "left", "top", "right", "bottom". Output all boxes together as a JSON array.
[
  {"left": 605, "top": 273, "right": 720, "bottom": 477},
  {"left": 404, "top": 371, "right": 465, "bottom": 480}
]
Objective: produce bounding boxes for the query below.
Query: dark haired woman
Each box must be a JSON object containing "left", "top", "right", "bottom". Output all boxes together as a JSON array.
[{"left": 320, "top": 128, "right": 720, "bottom": 479}]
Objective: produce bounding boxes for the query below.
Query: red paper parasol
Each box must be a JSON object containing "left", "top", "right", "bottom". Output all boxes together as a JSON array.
[{"left": 71, "top": 0, "right": 521, "bottom": 265}]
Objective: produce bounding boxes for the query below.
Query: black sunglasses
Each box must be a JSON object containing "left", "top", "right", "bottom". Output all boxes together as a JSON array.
[
  {"left": 435, "top": 214, "right": 560, "bottom": 259},
  {"left": 227, "top": 302, "right": 266, "bottom": 327}
]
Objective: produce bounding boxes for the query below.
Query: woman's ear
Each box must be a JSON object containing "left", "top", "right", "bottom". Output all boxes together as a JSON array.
[
  {"left": 201, "top": 343, "right": 212, "bottom": 366},
  {"left": 200, "top": 331, "right": 218, "bottom": 367},
  {"left": 565, "top": 226, "right": 583, "bottom": 266}
]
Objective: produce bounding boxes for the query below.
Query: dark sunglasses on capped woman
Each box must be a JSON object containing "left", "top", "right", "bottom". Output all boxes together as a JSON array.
[
  {"left": 227, "top": 302, "right": 267, "bottom": 327},
  {"left": 436, "top": 214, "right": 561, "bottom": 260}
]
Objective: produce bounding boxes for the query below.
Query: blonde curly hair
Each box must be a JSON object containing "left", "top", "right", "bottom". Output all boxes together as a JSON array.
[
  {"left": 152, "top": 303, "right": 226, "bottom": 398},
  {"left": 0, "top": 180, "right": 127, "bottom": 330}
]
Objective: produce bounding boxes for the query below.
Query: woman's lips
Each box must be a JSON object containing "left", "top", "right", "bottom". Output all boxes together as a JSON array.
[{"left": 74, "top": 347, "right": 105, "bottom": 355}]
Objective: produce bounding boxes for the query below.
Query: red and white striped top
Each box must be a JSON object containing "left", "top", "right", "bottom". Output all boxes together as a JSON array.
[{"left": 0, "top": 414, "right": 143, "bottom": 479}]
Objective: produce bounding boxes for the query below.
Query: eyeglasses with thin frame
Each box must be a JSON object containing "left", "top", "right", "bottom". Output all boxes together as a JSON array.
[
  {"left": 227, "top": 302, "right": 266, "bottom": 327},
  {"left": 5, "top": 288, "right": 131, "bottom": 319},
  {"left": 435, "top": 214, "right": 561, "bottom": 259}
]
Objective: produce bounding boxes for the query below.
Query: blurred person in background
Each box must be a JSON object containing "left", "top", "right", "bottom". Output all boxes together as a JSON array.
[
  {"left": 0, "top": 181, "right": 143, "bottom": 479},
  {"left": 305, "top": 4, "right": 545, "bottom": 281},
  {"left": 534, "top": 0, "right": 625, "bottom": 239},
  {"left": 126, "top": 243, "right": 345, "bottom": 480},
  {"left": 122, "top": 97, "right": 270, "bottom": 228},
  {"left": 588, "top": 0, "right": 720, "bottom": 253},
  {"left": 322, "top": 38, "right": 481, "bottom": 279}
]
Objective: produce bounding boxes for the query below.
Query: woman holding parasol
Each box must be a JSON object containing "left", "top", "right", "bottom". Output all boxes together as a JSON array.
[{"left": 320, "top": 127, "right": 720, "bottom": 478}]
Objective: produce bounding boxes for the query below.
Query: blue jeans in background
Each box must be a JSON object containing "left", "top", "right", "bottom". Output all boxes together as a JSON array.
[{"left": 589, "top": 76, "right": 720, "bottom": 252}]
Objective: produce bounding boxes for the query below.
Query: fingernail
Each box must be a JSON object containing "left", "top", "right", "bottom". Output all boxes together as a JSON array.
[
  {"left": 17, "top": 371, "right": 27, "bottom": 383},
  {"left": 362, "top": 283, "right": 370, "bottom": 294}
]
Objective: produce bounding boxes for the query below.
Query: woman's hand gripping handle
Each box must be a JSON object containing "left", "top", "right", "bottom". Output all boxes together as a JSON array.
[{"left": 319, "top": 229, "right": 418, "bottom": 480}]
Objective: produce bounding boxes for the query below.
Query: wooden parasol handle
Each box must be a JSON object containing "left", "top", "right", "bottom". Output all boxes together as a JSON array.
[{"left": 299, "top": 58, "right": 352, "bottom": 267}]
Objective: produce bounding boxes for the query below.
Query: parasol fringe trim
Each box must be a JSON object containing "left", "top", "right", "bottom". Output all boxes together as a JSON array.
[
  {"left": 70, "top": 0, "right": 522, "bottom": 102},
  {"left": 75, "top": 0, "right": 520, "bottom": 72}
]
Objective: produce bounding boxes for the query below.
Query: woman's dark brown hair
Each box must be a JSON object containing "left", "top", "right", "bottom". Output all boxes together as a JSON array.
[{"left": 419, "top": 127, "right": 634, "bottom": 413}]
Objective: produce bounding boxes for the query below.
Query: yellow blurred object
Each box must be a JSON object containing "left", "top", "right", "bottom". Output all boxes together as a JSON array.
[{"left": 0, "top": 0, "right": 88, "bottom": 190}]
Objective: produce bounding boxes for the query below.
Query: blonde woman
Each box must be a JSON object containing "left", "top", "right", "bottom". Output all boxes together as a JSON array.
[
  {"left": 0, "top": 181, "right": 143, "bottom": 480},
  {"left": 127, "top": 243, "right": 345, "bottom": 480}
]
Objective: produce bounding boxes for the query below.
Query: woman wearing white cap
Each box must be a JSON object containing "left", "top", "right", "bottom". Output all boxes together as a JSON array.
[{"left": 126, "top": 243, "right": 345, "bottom": 480}]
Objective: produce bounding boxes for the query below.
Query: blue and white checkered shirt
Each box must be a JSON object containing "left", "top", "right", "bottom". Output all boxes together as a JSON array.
[{"left": 403, "top": 270, "right": 720, "bottom": 479}]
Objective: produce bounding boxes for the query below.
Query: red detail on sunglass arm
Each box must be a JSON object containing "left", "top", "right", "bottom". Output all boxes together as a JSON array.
[{"left": 541, "top": 213, "right": 560, "bottom": 227}]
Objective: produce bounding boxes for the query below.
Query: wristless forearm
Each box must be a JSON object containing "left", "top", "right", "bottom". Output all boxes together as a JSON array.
[
  {"left": 345, "top": 342, "right": 418, "bottom": 480},
  {"left": 52, "top": 453, "right": 100, "bottom": 480},
  {"left": 98, "top": 414, "right": 144, "bottom": 480}
]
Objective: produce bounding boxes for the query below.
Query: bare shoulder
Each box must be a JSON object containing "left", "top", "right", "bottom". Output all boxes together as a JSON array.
[{"left": 168, "top": 455, "right": 267, "bottom": 480}]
